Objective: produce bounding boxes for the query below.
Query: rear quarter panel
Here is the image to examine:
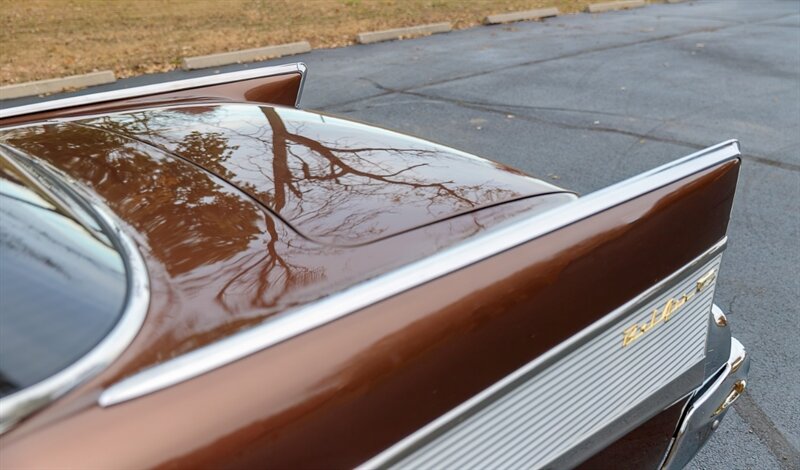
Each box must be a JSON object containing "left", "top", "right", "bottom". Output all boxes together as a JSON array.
[{"left": 0, "top": 154, "right": 740, "bottom": 468}]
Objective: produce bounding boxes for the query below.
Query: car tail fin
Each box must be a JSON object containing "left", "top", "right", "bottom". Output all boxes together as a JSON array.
[
  {"left": 356, "top": 140, "right": 743, "bottom": 469},
  {"left": 96, "top": 141, "right": 742, "bottom": 470},
  {"left": 0, "top": 63, "right": 307, "bottom": 126},
  {"left": 99, "top": 140, "right": 742, "bottom": 411}
]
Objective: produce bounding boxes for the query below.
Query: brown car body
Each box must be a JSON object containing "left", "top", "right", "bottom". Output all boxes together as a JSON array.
[{"left": 0, "top": 64, "right": 748, "bottom": 469}]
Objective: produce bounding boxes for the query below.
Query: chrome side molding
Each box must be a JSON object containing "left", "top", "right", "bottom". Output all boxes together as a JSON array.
[
  {"left": 0, "top": 62, "right": 307, "bottom": 120},
  {"left": 99, "top": 140, "right": 742, "bottom": 407}
]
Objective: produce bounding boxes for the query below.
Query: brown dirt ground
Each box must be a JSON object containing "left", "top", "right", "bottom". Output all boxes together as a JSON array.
[{"left": 1, "top": 0, "right": 641, "bottom": 85}]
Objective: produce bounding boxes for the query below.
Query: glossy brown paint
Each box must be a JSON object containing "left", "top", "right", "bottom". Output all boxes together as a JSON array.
[
  {"left": 0, "top": 72, "right": 302, "bottom": 127},
  {"left": 576, "top": 397, "right": 689, "bottom": 470},
  {"left": 79, "top": 104, "right": 563, "bottom": 245},
  {"left": 0, "top": 151, "right": 739, "bottom": 469},
  {"left": 1, "top": 118, "right": 570, "bottom": 385}
]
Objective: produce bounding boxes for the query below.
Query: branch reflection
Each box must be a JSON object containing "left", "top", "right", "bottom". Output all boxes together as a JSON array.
[
  {"left": 0, "top": 105, "right": 554, "bottom": 371},
  {"left": 86, "top": 104, "right": 531, "bottom": 245}
]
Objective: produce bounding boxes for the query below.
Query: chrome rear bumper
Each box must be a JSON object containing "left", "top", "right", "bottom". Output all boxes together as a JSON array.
[{"left": 661, "top": 305, "right": 750, "bottom": 469}]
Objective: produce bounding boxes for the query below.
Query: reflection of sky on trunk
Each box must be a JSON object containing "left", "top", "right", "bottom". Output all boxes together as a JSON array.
[
  {"left": 84, "top": 103, "right": 553, "bottom": 246},
  {"left": 0, "top": 192, "right": 125, "bottom": 393}
]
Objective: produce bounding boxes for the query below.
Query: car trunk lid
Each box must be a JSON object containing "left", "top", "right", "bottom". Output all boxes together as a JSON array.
[{"left": 81, "top": 103, "right": 568, "bottom": 246}]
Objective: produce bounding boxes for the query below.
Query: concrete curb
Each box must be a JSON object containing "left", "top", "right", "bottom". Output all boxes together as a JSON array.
[
  {"left": 181, "top": 41, "right": 311, "bottom": 70},
  {"left": 357, "top": 22, "right": 452, "bottom": 45},
  {"left": 484, "top": 7, "right": 559, "bottom": 25},
  {"left": 586, "top": 0, "right": 646, "bottom": 13},
  {"left": 0, "top": 71, "right": 116, "bottom": 100},
  {"left": 4, "top": 0, "right": 698, "bottom": 99}
]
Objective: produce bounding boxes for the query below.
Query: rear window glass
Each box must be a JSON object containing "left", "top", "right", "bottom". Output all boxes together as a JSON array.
[{"left": 0, "top": 151, "right": 127, "bottom": 398}]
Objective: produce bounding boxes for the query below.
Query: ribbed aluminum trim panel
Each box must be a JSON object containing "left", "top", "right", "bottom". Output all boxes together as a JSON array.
[{"left": 391, "top": 255, "right": 722, "bottom": 470}]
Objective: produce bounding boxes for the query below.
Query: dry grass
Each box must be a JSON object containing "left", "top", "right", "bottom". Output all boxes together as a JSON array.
[{"left": 2, "top": 0, "right": 600, "bottom": 85}]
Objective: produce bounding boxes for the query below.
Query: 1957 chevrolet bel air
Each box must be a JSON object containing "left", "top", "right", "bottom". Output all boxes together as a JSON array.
[{"left": 0, "top": 63, "right": 749, "bottom": 469}]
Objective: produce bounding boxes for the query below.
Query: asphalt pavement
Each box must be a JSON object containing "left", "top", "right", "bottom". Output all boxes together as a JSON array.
[{"left": 3, "top": 0, "right": 798, "bottom": 468}]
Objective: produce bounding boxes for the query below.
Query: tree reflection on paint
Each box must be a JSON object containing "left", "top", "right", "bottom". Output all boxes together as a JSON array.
[
  {"left": 1, "top": 122, "right": 322, "bottom": 354},
  {"left": 0, "top": 105, "right": 549, "bottom": 366},
  {"left": 85, "top": 104, "right": 530, "bottom": 245}
]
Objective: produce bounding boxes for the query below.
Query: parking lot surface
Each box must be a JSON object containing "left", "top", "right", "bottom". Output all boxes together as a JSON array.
[
  {"left": 4, "top": 0, "right": 798, "bottom": 468},
  {"left": 304, "top": 3, "right": 800, "bottom": 467}
]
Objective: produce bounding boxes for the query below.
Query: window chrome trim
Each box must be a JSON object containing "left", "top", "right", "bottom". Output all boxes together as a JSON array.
[
  {"left": 0, "top": 62, "right": 307, "bottom": 121},
  {"left": 98, "top": 140, "right": 740, "bottom": 407},
  {"left": 0, "top": 149, "right": 150, "bottom": 433}
]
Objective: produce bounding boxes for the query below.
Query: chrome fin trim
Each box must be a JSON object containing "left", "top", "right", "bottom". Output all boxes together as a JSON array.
[
  {"left": 0, "top": 62, "right": 307, "bottom": 121},
  {"left": 294, "top": 62, "right": 308, "bottom": 107},
  {"left": 99, "top": 140, "right": 741, "bottom": 407}
]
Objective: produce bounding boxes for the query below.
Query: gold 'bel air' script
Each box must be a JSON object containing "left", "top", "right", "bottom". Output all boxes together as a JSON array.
[{"left": 622, "top": 269, "right": 717, "bottom": 347}]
